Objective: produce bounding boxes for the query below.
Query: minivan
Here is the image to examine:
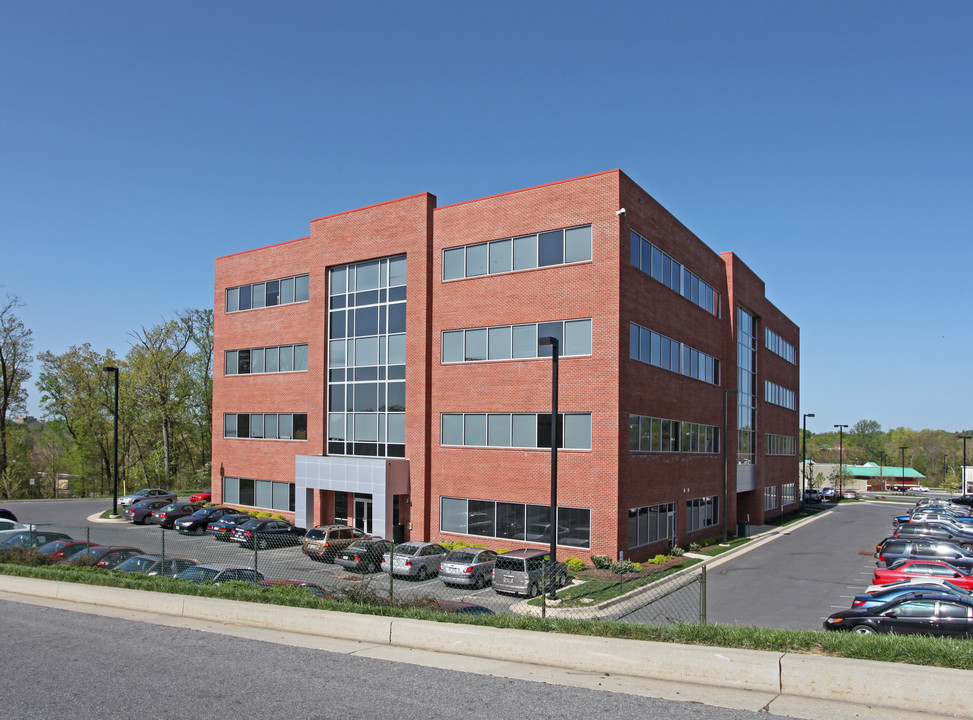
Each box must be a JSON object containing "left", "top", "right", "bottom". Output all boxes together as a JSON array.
[{"left": 492, "top": 549, "right": 568, "bottom": 597}]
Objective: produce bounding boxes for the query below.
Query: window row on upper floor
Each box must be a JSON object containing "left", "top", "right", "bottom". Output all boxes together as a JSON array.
[
  {"left": 629, "top": 322, "right": 720, "bottom": 385},
  {"left": 442, "top": 319, "right": 591, "bottom": 363},
  {"left": 765, "top": 327, "right": 796, "bottom": 364},
  {"left": 225, "top": 344, "right": 308, "bottom": 375},
  {"left": 226, "top": 274, "right": 309, "bottom": 313},
  {"left": 630, "top": 230, "right": 720, "bottom": 316},
  {"left": 764, "top": 380, "right": 796, "bottom": 410},
  {"left": 628, "top": 415, "right": 720, "bottom": 454},
  {"left": 224, "top": 412, "right": 308, "bottom": 440},
  {"left": 441, "top": 412, "right": 591, "bottom": 450},
  {"left": 766, "top": 433, "right": 797, "bottom": 456},
  {"left": 443, "top": 225, "right": 592, "bottom": 281}
]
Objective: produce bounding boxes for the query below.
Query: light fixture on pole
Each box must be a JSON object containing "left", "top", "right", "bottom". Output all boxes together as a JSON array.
[
  {"left": 834, "top": 424, "right": 848, "bottom": 498},
  {"left": 103, "top": 365, "right": 120, "bottom": 517},
  {"left": 538, "top": 336, "right": 559, "bottom": 601},
  {"left": 722, "top": 388, "right": 738, "bottom": 543},
  {"left": 801, "top": 413, "right": 814, "bottom": 510},
  {"left": 899, "top": 445, "right": 909, "bottom": 493}
]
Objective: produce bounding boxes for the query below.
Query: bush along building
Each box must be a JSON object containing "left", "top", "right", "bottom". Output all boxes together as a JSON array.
[{"left": 212, "top": 169, "right": 799, "bottom": 561}]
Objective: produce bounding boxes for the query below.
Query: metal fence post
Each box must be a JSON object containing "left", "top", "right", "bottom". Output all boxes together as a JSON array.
[
  {"left": 388, "top": 542, "right": 395, "bottom": 605},
  {"left": 699, "top": 566, "right": 707, "bottom": 625},
  {"left": 161, "top": 526, "right": 165, "bottom": 560}
]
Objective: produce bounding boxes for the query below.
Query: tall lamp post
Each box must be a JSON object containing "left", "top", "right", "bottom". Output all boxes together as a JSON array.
[
  {"left": 899, "top": 445, "right": 909, "bottom": 493},
  {"left": 801, "top": 413, "right": 814, "bottom": 510},
  {"left": 834, "top": 424, "right": 848, "bottom": 498},
  {"left": 538, "top": 336, "right": 559, "bottom": 600},
  {"left": 879, "top": 450, "right": 886, "bottom": 491},
  {"left": 722, "top": 388, "right": 738, "bottom": 543},
  {"left": 957, "top": 434, "right": 970, "bottom": 493},
  {"left": 103, "top": 365, "right": 120, "bottom": 517}
]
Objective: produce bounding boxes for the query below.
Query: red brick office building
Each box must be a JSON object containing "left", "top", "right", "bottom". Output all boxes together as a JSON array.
[{"left": 212, "top": 170, "right": 799, "bottom": 561}]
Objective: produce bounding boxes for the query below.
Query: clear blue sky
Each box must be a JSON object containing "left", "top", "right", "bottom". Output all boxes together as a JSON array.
[{"left": 2, "top": 1, "right": 970, "bottom": 435}]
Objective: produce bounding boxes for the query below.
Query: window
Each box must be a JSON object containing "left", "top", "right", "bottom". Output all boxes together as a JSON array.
[
  {"left": 440, "top": 497, "right": 590, "bottom": 549},
  {"left": 223, "top": 413, "right": 308, "bottom": 441},
  {"left": 782, "top": 483, "right": 797, "bottom": 505},
  {"left": 628, "top": 503, "right": 675, "bottom": 548},
  {"left": 225, "top": 344, "right": 309, "bottom": 375},
  {"left": 764, "top": 485, "right": 779, "bottom": 511},
  {"left": 765, "top": 381, "right": 796, "bottom": 410},
  {"left": 226, "top": 274, "right": 309, "bottom": 313},
  {"left": 628, "top": 415, "right": 719, "bottom": 453},
  {"left": 443, "top": 225, "right": 592, "bottom": 281},
  {"left": 686, "top": 496, "right": 719, "bottom": 532},
  {"left": 442, "top": 319, "right": 592, "bottom": 363},
  {"left": 630, "top": 230, "right": 720, "bottom": 316},
  {"left": 441, "top": 413, "right": 591, "bottom": 450},
  {"left": 222, "top": 476, "right": 295, "bottom": 512},
  {"left": 629, "top": 322, "right": 720, "bottom": 385},
  {"left": 765, "top": 434, "right": 797, "bottom": 456},
  {"left": 765, "top": 328, "right": 796, "bottom": 364}
]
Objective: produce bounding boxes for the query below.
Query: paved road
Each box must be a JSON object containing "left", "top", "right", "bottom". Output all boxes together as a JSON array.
[
  {"left": 706, "top": 501, "right": 901, "bottom": 630},
  {"left": 0, "top": 598, "right": 799, "bottom": 720}
]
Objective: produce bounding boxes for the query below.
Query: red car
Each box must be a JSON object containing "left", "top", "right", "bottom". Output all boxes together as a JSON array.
[
  {"left": 872, "top": 559, "right": 973, "bottom": 591},
  {"left": 189, "top": 490, "right": 212, "bottom": 503}
]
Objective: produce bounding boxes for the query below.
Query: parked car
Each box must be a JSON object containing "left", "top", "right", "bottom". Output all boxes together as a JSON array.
[
  {"left": 802, "top": 489, "right": 823, "bottom": 503},
  {"left": 0, "top": 519, "right": 34, "bottom": 543},
  {"left": 36, "top": 540, "right": 100, "bottom": 561},
  {"left": 124, "top": 499, "right": 170, "bottom": 525},
  {"left": 382, "top": 542, "right": 449, "bottom": 580},
  {"left": 69, "top": 546, "right": 144, "bottom": 569},
  {"left": 258, "top": 579, "right": 333, "bottom": 598},
  {"left": 851, "top": 586, "right": 970, "bottom": 609},
  {"left": 893, "top": 523, "right": 973, "bottom": 551},
  {"left": 911, "top": 485, "right": 931, "bottom": 493},
  {"left": 0, "top": 530, "right": 72, "bottom": 549},
  {"left": 176, "top": 563, "right": 265, "bottom": 584},
  {"left": 894, "top": 509, "right": 973, "bottom": 528},
  {"left": 872, "top": 559, "right": 973, "bottom": 591},
  {"left": 148, "top": 502, "right": 204, "bottom": 529},
  {"left": 174, "top": 506, "right": 234, "bottom": 535},
  {"left": 841, "top": 490, "right": 859, "bottom": 500},
  {"left": 0, "top": 508, "right": 18, "bottom": 521},
  {"left": 439, "top": 548, "right": 498, "bottom": 588},
  {"left": 820, "top": 487, "right": 838, "bottom": 501},
  {"left": 230, "top": 519, "right": 304, "bottom": 549},
  {"left": 119, "top": 488, "right": 178, "bottom": 508},
  {"left": 876, "top": 537, "right": 973, "bottom": 571},
  {"left": 301, "top": 524, "right": 371, "bottom": 563},
  {"left": 113, "top": 554, "right": 197, "bottom": 577},
  {"left": 189, "top": 490, "right": 212, "bottom": 503},
  {"left": 334, "top": 538, "right": 393, "bottom": 573},
  {"left": 492, "top": 549, "right": 569, "bottom": 597},
  {"left": 824, "top": 595, "right": 973, "bottom": 636},
  {"left": 206, "top": 513, "right": 256, "bottom": 541},
  {"left": 950, "top": 495, "right": 973, "bottom": 508},
  {"left": 864, "top": 577, "right": 973, "bottom": 595}
]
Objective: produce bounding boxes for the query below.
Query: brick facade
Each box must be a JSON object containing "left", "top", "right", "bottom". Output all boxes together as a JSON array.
[{"left": 212, "top": 169, "right": 799, "bottom": 561}]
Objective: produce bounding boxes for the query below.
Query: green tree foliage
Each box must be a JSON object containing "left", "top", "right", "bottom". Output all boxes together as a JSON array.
[{"left": 0, "top": 295, "right": 34, "bottom": 478}]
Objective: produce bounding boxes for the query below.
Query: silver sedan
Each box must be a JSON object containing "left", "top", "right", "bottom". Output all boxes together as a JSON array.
[
  {"left": 439, "top": 548, "right": 497, "bottom": 588},
  {"left": 381, "top": 542, "right": 449, "bottom": 580}
]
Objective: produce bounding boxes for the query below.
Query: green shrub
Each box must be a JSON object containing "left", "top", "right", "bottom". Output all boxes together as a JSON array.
[
  {"left": 564, "top": 556, "right": 586, "bottom": 572},
  {"left": 610, "top": 560, "right": 637, "bottom": 574},
  {"left": 649, "top": 554, "right": 669, "bottom": 565},
  {"left": 688, "top": 542, "right": 700, "bottom": 551},
  {"left": 0, "top": 548, "right": 57, "bottom": 566},
  {"left": 591, "top": 555, "right": 612, "bottom": 569},
  {"left": 670, "top": 546, "right": 685, "bottom": 557}
]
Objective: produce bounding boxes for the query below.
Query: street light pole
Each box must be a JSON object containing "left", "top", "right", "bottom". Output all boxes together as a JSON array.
[
  {"left": 801, "top": 413, "right": 814, "bottom": 511},
  {"left": 722, "top": 388, "right": 738, "bottom": 543},
  {"left": 834, "top": 424, "right": 848, "bottom": 498},
  {"left": 957, "top": 434, "right": 970, "bottom": 493},
  {"left": 538, "top": 336, "right": 559, "bottom": 600},
  {"left": 103, "top": 365, "right": 119, "bottom": 517},
  {"left": 879, "top": 451, "right": 886, "bottom": 491},
  {"left": 899, "top": 445, "right": 909, "bottom": 493}
]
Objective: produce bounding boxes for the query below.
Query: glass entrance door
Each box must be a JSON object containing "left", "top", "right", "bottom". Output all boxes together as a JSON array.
[{"left": 354, "top": 496, "right": 373, "bottom": 535}]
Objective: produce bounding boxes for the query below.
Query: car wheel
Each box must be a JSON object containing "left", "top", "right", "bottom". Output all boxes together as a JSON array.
[
  {"left": 528, "top": 582, "right": 539, "bottom": 598},
  {"left": 416, "top": 566, "right": 429, "bottom": 581},
  {"left": 852, "top": 624, "right": 876, "bottom": 635}
]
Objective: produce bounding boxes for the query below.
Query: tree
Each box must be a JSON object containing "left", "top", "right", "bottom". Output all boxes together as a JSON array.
[
  {"left": 849, "top": 419, "right": 882, "bottom": 463},
  {"left": 0, "top": 295, "right": 34, "bottom": 478}
]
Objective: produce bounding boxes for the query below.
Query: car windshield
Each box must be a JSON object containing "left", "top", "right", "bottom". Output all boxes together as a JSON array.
[
  {"left": 36, "top": 540, "right": 70, "bottom": 554},
  {"left": 180, "top": 567, "right": 218, "bottom": 582},
  {"left": 446, "top": 551, "right": 477, "bottom": 563},
  {"left": 238, "top": 520, "right": 261, "bottom": 530},
  {"left": 189, "top": 509, "right": 210, "bottom": 518},
  {"left": 394, "top": 544, "right": 421, "bottom": 556},
  {"left": 159, "top": 504, "right": 177, "bottom": 512},
  {"left": 305, "top": 528, "right": 328, "bottom": 540},
  {"left": 115, "top": 557, "right": 157, "bottom": 573}
]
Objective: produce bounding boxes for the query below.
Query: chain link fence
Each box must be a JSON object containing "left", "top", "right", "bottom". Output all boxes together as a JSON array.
[{"left": 18, "top": 521, "right": 706, "bottom": 625}]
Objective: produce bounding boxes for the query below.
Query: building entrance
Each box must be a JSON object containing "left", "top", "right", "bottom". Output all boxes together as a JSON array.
[{"left": 354, "top": 496, "right": 373, "bottom": 535}]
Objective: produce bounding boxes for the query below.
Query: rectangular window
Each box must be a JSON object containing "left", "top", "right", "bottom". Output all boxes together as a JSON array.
[
  {"left": 440, "top": 497, "right": 589, "bottom": 549},
  {"left": 226, "top": 274, "right": 309, "bottom": 313},
  {"left": 441, "top": 413, "right": 590, "bottom": 450},
  {"left": 445, "top": 225, "right": 591, "bottom": 280}
]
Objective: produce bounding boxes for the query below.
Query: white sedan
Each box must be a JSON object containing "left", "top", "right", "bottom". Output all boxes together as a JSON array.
[{"left": 0, "top": 519, "right": 35, "bottom": 542}]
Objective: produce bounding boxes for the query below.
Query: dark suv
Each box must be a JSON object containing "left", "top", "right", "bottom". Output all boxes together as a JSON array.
[
  {"left": 894, "top": 523, "right": 973, "bottom": 551},
  {"left": 876, "top": 538, "right": 973, "bottom": 570}
]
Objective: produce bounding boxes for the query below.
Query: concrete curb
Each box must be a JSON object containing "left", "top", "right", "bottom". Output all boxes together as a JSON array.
[{"left": 1, "top": 574, "right": 969, "bottom": 717}]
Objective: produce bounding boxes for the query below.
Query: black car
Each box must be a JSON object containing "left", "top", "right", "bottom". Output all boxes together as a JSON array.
[
  {"left": 952, "top": 495, "right": 973, "bottom": 508},
  {"left": 173, "top": 506, "right": 234, "bottom": 535},
  {"left": 876, "top": 537, "right": 973, "bottom": 571},
  {"left": 334, "top": 538, "right": 393, "bottom": 573},
  {"left": 0, "top": 508, "right": 17, "bottom": 522},
  {"left": 147, "top": 502, "right": 204, "bottom": 529},
  {"left": 206, "top": 513, "right": 256, "bottom": 541},
  {"left": 113, "top": 554, "right": 197, "bottom": 577},
  {"left": 124, "top": 499, "right": 170, "bottom": 525},
  {"left": 824, "top": 595, "right": 973, "bottom": 637},
  {"left": 894, "top": 523, "right": 973, "bottom": 551},
  {"left": 230, "top": 519, "right": 304, "bottom": 550},
  {"left": 176, "top": 563, "right": 265, "bottom": 585},
  {"left": 0, "top": 530, "right": 72, "bottom": 549}
]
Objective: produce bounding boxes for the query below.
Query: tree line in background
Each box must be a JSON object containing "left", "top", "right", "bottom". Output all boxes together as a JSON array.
[
  {"left": 803, "top": 419, "right": 973, "bottom": 489},
  {"left": 0, "top": 294, "right": 212, "bottom": 499}
]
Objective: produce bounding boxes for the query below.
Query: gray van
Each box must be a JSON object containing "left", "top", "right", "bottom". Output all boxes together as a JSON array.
[{"left": 492, "top": 549, "right": 568, "bottom": 597}]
